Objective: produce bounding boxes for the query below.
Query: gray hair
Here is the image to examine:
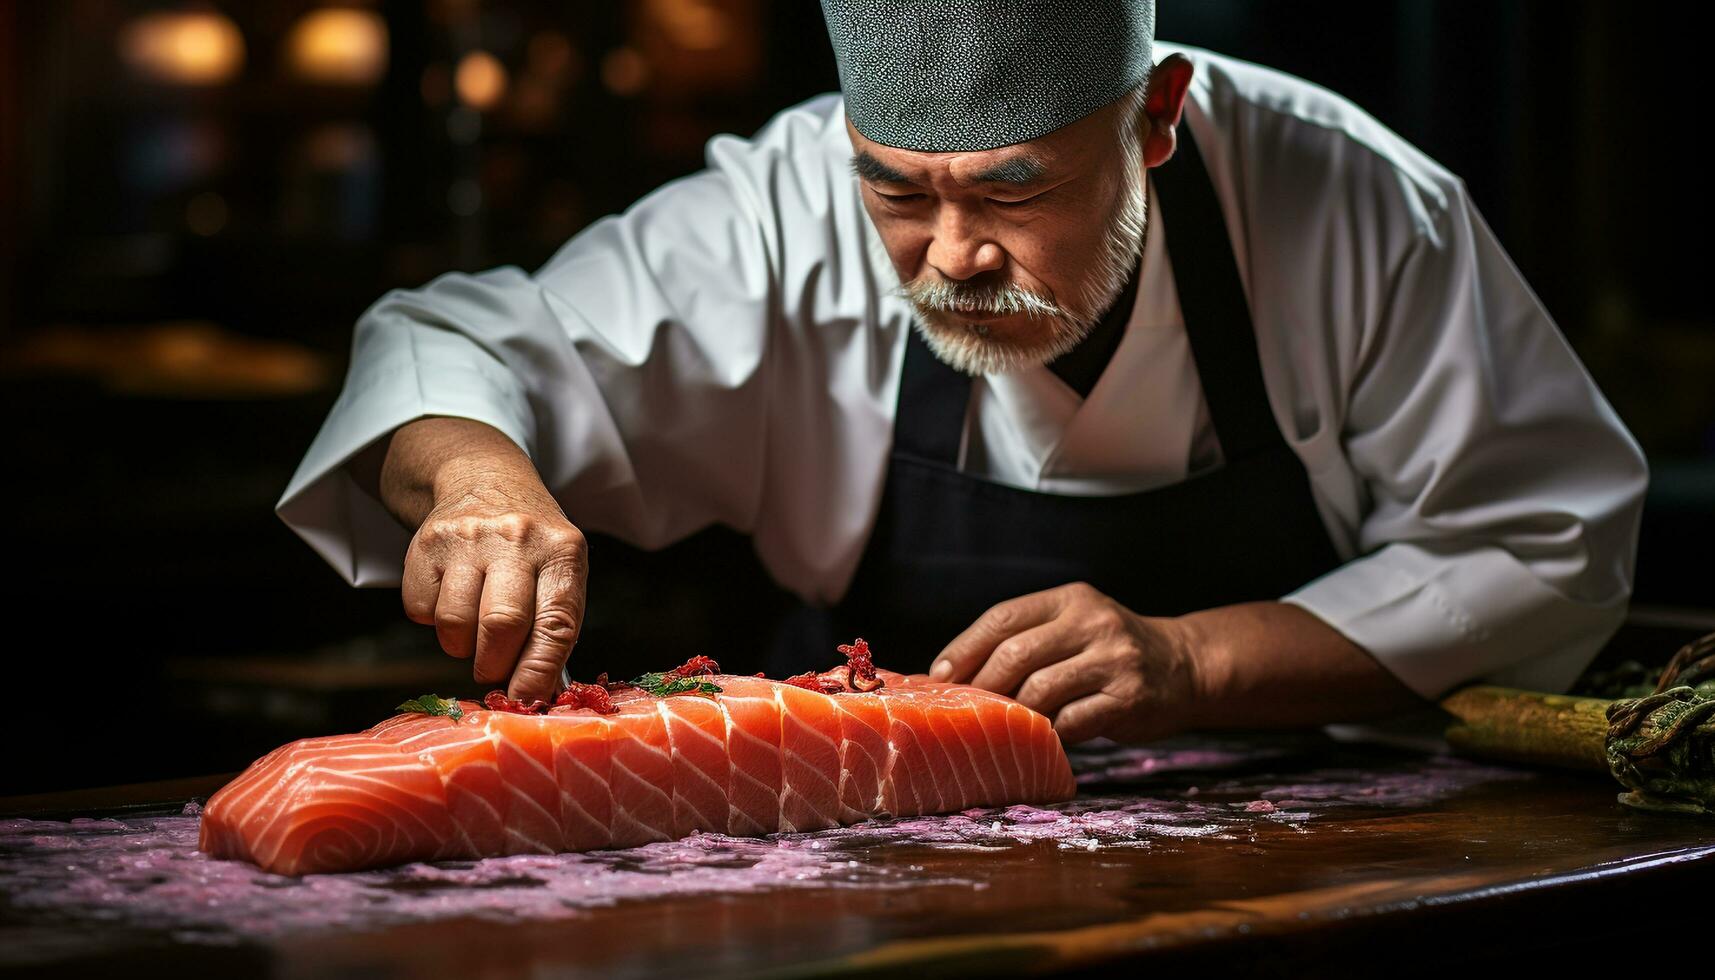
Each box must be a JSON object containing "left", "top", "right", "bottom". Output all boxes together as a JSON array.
[{"left": 1112, "top": 76, "right": 1152, "bottom": 143}]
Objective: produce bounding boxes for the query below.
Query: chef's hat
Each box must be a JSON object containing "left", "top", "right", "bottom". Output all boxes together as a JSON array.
[{"left": 820, "top": 0, "right": 1156, "bottom": 152}]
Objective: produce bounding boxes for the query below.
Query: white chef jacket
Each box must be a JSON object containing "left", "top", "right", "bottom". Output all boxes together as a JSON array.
[{"left": 278, "top": 43, "right": 1649, "bottom": 701}]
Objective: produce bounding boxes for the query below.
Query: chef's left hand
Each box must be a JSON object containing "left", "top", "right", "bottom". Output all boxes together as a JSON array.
[{"left": 928, "top": 583, "right": 1200, "bottom": 744}]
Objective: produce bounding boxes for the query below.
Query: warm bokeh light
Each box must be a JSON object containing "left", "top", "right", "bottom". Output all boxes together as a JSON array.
[
  {"left": 285, "top": 8, "right": 389, "bottom": 86},
  {"left": 647, "top": 0, "right": 732, "bottom": 52},
  {"left": 600, "top": 47, "right": 650, "bottom": 96},
  {"left": 454, "top": 51, "right": 509, "bottom": 111},
  {"left": 511, "top": 79, "right": 560, "bottom": 128},
  {"left": 119, "top": 11, "right": 246, "bottom": 86},
  {"left": 3, "top": 323, "right": 331, "bottom": 399},
  {"left": 302, "top": 123, "right": 379, "bottom": 172},
  {"left": 526, "top": 31, "right": 579, "bottom": 81}
]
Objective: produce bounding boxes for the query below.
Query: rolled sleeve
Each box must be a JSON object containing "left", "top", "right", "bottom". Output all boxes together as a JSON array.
[
  {"left": 274, "top": 97, "right": 861, "bottom": 591},
  {"left": 1284, "top": 542, "right": 1631, "bottom": 699},
  {"left": 276, "top": 275, "right": 548, "bottom": 588},
  {"left": 276, "top": 162, "right": 779, "bottom": 583},
  {"left": 1285, "top": 178, "right": 1649, "bottom": 699}
]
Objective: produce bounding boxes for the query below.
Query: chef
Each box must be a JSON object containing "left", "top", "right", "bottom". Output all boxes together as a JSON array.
[{"left": 280, "top": 0, "right": 1648, "bottom": 744}]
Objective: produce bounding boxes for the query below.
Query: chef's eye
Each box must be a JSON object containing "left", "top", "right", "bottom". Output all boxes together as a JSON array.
[
  {"left": 988, "top": 194, "right": 1040, "bottom": 209},
  {"left": 876, "top": 189, "right": 925, "bottom": 203}
]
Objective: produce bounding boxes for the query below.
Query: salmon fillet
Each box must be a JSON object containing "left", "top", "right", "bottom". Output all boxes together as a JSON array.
[{"left": 199, "top": 671, "right": 1076, "bottom": 875}]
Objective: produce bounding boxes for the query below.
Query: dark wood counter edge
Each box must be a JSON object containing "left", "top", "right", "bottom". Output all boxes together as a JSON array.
[
  {"left": 766, "top": 843, "right": 1715, "bottom": 978},
  {"left": 0, "top": 773, "right": 237, "bottom": 820}
]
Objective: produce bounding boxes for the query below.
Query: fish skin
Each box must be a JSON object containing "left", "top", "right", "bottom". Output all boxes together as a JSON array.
[{"left": 199, "top": 673, "right": 1077, "bottom": 875}]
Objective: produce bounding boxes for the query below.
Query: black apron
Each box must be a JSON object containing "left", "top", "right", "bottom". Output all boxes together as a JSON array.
[{"left": 768, "top": 130, "right": 1343, "bottom": 674}]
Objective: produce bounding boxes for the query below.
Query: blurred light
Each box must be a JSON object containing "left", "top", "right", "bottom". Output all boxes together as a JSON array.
[
  {"left": 455, "top": 51, "right": 508, "bottom": 110},
  {"left": 303, "top": 123, "right": 379, "bottom": 172},
  {"left": 184, "top": 192, "right": 229, "bottom": 236},
  {"left": 434, "top": 0, "right": 482, "bottom": 25},
  {"left": 601, "top": 48, "right": 650, "bottom": 96},
  {"left": 286, "top": 8, "right": 389, "bottom": 86},
  {"left": 5, "top": 324, "right": 332, "bottom": 399},
  {"left": 526, "top": 31, "right": 578, "bottom": 80},
  {"left": 447, "top": 179, "right": 482, "bottom": 217},
  {"left": 647, "top": 0, "right": 731, "bottom": 52},
  {"left": 511, "top": 79, "right": 560, "bottom": 129},
  {"left": 119, "top": 12, "right": 246, "bottom": 86},
  {"left": 514, "top": 32, "right": 578, "bottom": 129}
]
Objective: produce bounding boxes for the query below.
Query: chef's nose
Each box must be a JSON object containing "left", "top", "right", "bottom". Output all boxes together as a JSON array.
[{"left": 926, "top": 208, "right": 1005, "bottom": 281}]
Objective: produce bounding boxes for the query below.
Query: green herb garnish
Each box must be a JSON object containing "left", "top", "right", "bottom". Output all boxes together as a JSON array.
[
  {"left": 630, "top": 672, "right": 723, "bottom": 699},
  {"left": 397, "top": 694, "right": 464, "bottom": 720}
]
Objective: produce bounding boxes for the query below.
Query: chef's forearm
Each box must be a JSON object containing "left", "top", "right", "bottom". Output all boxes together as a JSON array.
[
  {"left": 373, "top": 416, "right": 550, "bottom": 529},
  {"left": 1178, "top": 601, "right": 1426, "bottom": 730}
]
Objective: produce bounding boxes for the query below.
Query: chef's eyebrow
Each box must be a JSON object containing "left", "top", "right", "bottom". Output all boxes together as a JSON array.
[
  {"left": 971, "top": 154, "right": 1047, "bottom": 186},
  {"left": 848, "top": 150, "right": 1048, "bottom": 187},
  {"left": 850, "top": 151, "right": 917, "bottom": 185}
]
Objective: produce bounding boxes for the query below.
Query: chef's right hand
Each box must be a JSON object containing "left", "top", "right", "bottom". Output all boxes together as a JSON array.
[{"left": 381, "top": 418, "right": 587, "bottom": 704}]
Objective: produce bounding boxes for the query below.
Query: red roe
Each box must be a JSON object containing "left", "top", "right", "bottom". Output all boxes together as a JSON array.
[
  {"left": 838, "top": 638, "right": 883, "bottom": 692},
  {"left": 663, "top": 655, "right": 721, "bottom": 680},
  {"left": 483, "top": 645, "right": 873, "bottom": 712},
  {"left": 554, "top": 681, "right": 619, "bottom": 715},
  {"left": 783, "top": 671, "right": 841, "bottom": 693},
  {"left": 779, "top": 640, "right": 886, "bottom": 695},
  {"left": 482, "top": 691, "right": 549, "bottom": 715}
]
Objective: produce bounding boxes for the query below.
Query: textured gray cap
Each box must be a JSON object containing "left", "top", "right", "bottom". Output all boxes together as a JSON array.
[{"left": 820, "top": 0, "right": 1155, "bottom": 152}]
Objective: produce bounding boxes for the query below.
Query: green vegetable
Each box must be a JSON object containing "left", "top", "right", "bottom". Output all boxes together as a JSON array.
[
  {"left": 396, "top": 694, "right": 464, "bottom": 720},
  {"left": 631, "top": 672, "right": 723, "bottom": 699}
]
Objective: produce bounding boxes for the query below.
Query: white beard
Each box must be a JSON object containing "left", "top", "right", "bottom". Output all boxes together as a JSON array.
[{"left": 899, "top": 143, "right": 1149, "bottom": 377}]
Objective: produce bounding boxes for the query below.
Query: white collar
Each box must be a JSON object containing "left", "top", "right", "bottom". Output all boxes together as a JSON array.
[{"left": 969, "top": 173, "right": 1205, "bottom": 493}]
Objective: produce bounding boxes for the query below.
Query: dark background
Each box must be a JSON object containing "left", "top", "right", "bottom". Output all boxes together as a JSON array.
[{"left": 2, "top": 1, "right": 1710, "bottom": 794}]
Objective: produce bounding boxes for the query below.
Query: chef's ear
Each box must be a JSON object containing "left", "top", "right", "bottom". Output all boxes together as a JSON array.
[{"left": 1141, "top": 54, "right": 1194, "bottom": 169}]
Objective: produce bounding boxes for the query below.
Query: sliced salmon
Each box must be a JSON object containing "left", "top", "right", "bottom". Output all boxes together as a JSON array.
[{"left": 200, "top": 673, "right": 1076, "bottom": 874}]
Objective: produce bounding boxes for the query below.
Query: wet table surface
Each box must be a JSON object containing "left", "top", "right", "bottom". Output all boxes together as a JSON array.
[{"left": 4, "top": 732, "right": 1713, "bottom": 978}]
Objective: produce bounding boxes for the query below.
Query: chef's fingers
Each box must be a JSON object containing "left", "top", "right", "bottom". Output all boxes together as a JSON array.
[
  {"left": 506, "top": 550, "right": 587, "bottom": 702},
  {"left": 434, "top": 563, "right": 485, "bottom": 659},
  {"left": 473, "top": 560, "right": 535, "bottom": 687},
  {"left": 931, "top": 589, "right": 1064, "bottom": 683},
  {"left": 1050, "top": 692, "right": 1122, "bottom": 746},
  {"left": 400, "top": 539, "right": 441, "bottom": 625},
  {"left": 967, "top": 617, "right": 1086, "bottom": 696},
  {"left": 1012, "top": 650, "right": 1109, "bottom": 717}
]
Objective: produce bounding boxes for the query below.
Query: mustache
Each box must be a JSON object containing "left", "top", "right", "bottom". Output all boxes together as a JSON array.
[{"left": 898, "top": 276, "right": 1067, "bottom": 321}]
